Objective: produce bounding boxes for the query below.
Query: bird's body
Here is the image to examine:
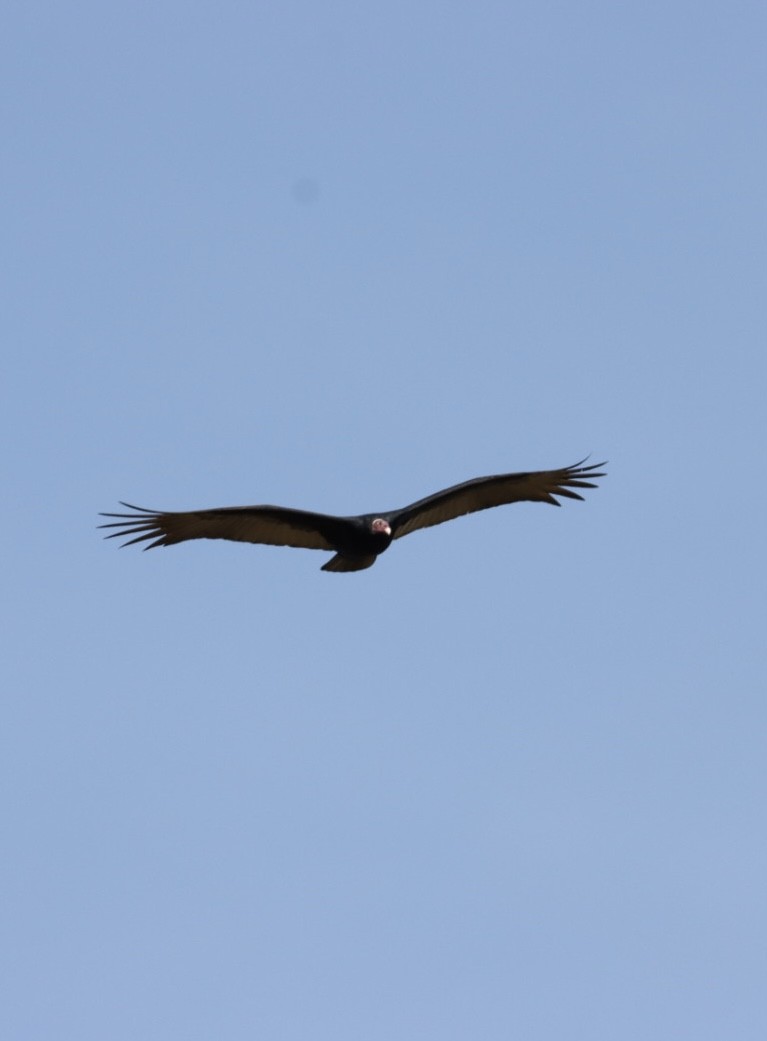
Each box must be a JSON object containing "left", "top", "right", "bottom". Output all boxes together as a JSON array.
[{"left": 100, "top": 459, "right": 606, "bottom": 572}]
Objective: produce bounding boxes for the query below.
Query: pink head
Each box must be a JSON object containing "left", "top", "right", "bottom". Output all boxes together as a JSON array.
[{"left": 371, "top": 518, "right": 392, "bottom": 536}]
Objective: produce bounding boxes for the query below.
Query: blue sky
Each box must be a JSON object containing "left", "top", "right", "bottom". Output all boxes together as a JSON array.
[{"left": 3, "top": 2, "right": 765, "bottom": 1038}]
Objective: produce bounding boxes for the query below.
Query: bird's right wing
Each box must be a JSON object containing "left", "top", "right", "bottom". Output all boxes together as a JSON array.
[
  {"left": 99, "top": 503, "right": 347, "bottom": 551},
  {"left": 388, "top": 460, "right": 606, "bottom": 540}
]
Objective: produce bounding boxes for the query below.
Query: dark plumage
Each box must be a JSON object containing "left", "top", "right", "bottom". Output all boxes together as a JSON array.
[{"left": 99, "top": 459, "right": 606, "bottom": 573}]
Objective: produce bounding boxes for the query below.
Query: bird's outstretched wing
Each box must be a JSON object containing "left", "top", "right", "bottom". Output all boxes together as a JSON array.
[
  {"left": 387, "top": 459, "right": 606, "bottom": 540},
  {"left": 99, "top": 503, "right": 349, "bottom": 551}
]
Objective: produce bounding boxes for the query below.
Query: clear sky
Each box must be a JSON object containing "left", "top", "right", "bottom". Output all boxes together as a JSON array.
[{"left": 3, "top": 3, "right": 765, "bottom": 1039}]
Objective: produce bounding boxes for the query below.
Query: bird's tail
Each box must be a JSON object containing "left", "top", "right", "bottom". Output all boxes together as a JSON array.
[{"left": 321, "top": 553, "right": 377, "bottom": 573}]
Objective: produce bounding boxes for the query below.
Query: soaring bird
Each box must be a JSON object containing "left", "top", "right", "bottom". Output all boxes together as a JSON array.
[{"left": 100, "top": 459, "right": 606, "bottom": 573}]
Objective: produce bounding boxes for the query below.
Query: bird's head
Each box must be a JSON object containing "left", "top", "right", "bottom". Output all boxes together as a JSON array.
[{"left": 370, "top": 517, "right": 392, "bottom": 538}]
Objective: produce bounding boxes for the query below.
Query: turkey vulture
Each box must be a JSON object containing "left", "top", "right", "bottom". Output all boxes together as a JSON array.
[{"left": 100, "top": 459, "right": 606, "bottom": 573}]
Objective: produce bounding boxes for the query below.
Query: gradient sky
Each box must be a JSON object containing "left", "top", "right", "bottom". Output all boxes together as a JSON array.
[{"left": 3, "top": 3, "right": 766, "bottom": 1039}]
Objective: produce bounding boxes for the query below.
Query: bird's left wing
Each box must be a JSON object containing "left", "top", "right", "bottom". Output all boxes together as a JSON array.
[
  {"left": 387, "top": 460, "right": 606, "bottom": 540},
  {"left": 99, "top": 503, "right": 347, "bottom": 551}
]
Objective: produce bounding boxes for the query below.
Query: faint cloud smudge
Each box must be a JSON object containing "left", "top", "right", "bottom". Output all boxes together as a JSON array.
[{"left": 290, "top": 177, "right": 320, "bottom": 205}]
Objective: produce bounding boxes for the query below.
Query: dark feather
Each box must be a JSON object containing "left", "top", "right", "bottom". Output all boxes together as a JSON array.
[
  {"left": 386, "top": 460, "right": 606, "bottom": 539},
  {"left": 321, "top": 552, "right": 378, "bottom": 573},
  {"left": 99, "top": 503, "right": 351, "bottom": 552}
]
